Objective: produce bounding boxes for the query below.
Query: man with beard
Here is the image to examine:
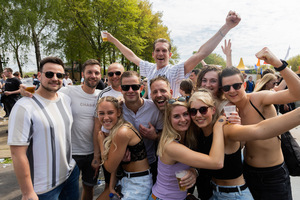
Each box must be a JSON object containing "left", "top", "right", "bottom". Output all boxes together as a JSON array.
[
  {"left": 105, "top": 11, "right": 240, "bottom": 98},
  {"left": 20, "top": 59, "right": 102, "bottom": 200},
  {"left": 8, "top": 57, "right": 79, "bottom": 200}
]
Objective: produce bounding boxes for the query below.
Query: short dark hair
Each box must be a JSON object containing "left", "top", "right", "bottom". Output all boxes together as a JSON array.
[
  {"left": 220, "top": 66, "right": 244, "bottom": 84},
  {"left": 149, "top": 75, "right": 170, "bottom": 89},
  {"left": 4, "top": 67, "right": 13, "bottom": 73},
  {"left": 120, "top": 71, "right": 141, "bottom": 84},
  {"left": 153, "top": 38, "right": 171, "bottom": 52},
  {"left": 40, "top": 57, "right": 64, "bottom": 72},
  {"left": 192, "top": 69, "right": 200, "bottom": 75},
  {"left": 82, "top": 59, "right": 101, "bottom": 72},
  {"left": 180, "top": 79, "right": 193, "bottom": 95},
  {"left": 13, "top": 71, "right": 20, "bottom": 76}
]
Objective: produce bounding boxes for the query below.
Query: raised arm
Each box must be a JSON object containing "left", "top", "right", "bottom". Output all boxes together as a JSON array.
[
  {"left": 10, "top": 145, "right": 38, "bottom": 200},
  {"left": 224, "top": 107, "right": 300, "bottom": 141},
  {"left": 221, "top": 39, "right": 233, "bottom": 67},
  {"left": 256, "top": 47, "right": 300, "bottom": 105},
  {"left": 107, "top": 33, "right": 142, "bottom": 66},
  {"left": 184, "top": 11, "right": 241, "bottom": 74}
]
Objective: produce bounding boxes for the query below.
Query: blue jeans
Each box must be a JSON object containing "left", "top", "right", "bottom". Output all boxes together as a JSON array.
[
  {"left": 38, "top": 165, "right": 80, "bottom": 200},
  {"left": 210, "top": 181, "right": 253, "bottom": 200},
  {"left": 243, "top": 162, "right": 292, "bottom": 200}
]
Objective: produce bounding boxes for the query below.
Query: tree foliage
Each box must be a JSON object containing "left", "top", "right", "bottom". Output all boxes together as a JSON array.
[{"left": 193, "top": 52, "right": 226, "bottom": 69}]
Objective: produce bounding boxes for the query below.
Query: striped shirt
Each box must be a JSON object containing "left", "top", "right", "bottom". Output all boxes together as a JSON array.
[
  {"left": 139, "top": 60, "right": 190, "bottom": 98},
  {"left": 7, "top": 93, "right": 75, "bottom": 194}
]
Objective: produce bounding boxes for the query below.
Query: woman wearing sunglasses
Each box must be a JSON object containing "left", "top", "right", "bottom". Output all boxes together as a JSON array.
[
  {"left": 97, "top": 96, "right": 152, "bottom": 200},
  {"left": 189, "top": 89, "right": 300, "bottom": 200},
  {"left": 149, "top": 95, "right": 227, "bottom": 200}
]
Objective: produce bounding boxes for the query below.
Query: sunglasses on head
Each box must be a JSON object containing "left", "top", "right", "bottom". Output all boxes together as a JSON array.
[
  {"left": 189, "top": 106, "right": 210, "bottom": 116},
  {"left": 222, "top": 83, "right": 243, "bottom": 92},
  {"left": 168, "top": 96, "right": 186, "bottom": 104},
  {"left": 121, "top": 84, "right": 141, "bottom": 91},
  {"left": 43, "top": 71, "right": 65, "bottom": 79},
  {"left": 107, "top": 71, "right": 121, "bottom": 77}
]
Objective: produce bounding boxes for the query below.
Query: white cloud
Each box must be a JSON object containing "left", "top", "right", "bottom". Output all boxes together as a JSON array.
[{"left": 150, "top": 0, "right": 300, "bottom": 66}]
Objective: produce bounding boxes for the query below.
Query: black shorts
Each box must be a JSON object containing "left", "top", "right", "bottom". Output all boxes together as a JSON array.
[{"left": 73, "top": 154, "right": 98, "bottom": 186}]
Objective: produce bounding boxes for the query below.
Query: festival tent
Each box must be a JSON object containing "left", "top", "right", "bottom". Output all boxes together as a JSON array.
[{"left": 236, "top": 58, "right": 247, "bottom": 70}]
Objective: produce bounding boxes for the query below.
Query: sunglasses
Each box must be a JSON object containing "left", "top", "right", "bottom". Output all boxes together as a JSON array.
[
  {"left": 42, "top": 71, "right": 65, "bottom": 79},
  {"left": 168, "top": 96, "right": 186, "bottom": 104},
  {"left": 189, "top": 106, "right": 209, "bottom": 116},
  {"left": 222, "top": 83, "right": 243, "bottom": 92},
  {"left": 107, "top": 71, "right": 122, "bottom": 77},
  {"left": 121, "top": 84, "right": 141, "bottom": 91}
]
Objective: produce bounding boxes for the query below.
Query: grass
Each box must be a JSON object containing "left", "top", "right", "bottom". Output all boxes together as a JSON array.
[{"left": 0, "top": 158, "right": 12, "bottom": 164}]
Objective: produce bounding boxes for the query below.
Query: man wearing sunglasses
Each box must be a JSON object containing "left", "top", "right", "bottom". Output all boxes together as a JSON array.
[
  {"left": 8, "top": 57, "right": 79, "bottom": 200},
  {"left": 104, "top": 11, "right": 240, "bottom": 98},
  {"left": 220, "top": 47, "right": 300, "bottom": 200},
  {"left": 120, "top": 71, "right": 163, "bottom": 183}
]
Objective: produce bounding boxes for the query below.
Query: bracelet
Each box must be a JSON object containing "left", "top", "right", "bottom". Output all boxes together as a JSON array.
[
  {"left": 275, "top": 59, "right": 288, "bottom": 72},
  {"left": 193, "top": 168, "right": 199, "bottom": 177},
  {"left": 219, "top": 30, "right": 225, "bottom": 37}
]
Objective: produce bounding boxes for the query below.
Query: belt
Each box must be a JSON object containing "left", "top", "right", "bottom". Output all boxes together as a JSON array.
[
  {"left": 124, "top": 169, "right": 151, "bottom": 178},
  {"left": 151, "top": 193, "right": 157, "bottom": 200},
  {"left": 212, "top": 183, "right": 248, "bottom": 193}
]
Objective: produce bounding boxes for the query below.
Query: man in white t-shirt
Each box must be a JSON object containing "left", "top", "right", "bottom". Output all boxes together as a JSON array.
[
  {"left": 63, "top": 72, "right": 73, "bottom": 86},
  {"left": 8, "top": 57, "right": 79, "bottom": 200},
  {"left": 106, "top": 11, "right": 240, "bottom": 98},
  {"left": 60, "top": 59, "right": 102, "bottom": 200}
]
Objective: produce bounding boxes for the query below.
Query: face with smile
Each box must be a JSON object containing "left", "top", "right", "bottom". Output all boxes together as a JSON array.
[
  {"left": 83, "top": 64, "right": 101, "bottom": 88},
  {"left": 170, "top": 105, "right": 191, "bottom": 134},
  {"left": 201, "top": 71, "right": 219, "bottom": 97},
  {"left": 221, "top": 74, "right": 245, "bottom": 103},
  {"left": 121, "top": 75, "right": 143, "bottom": 104},
  {"left": 189, "top": 72, "right": 197, "bottom": 84},
  {"left": 108, "top": 63, "right": 124, "bottom": 90},
  {"left": 150, "top": 80, "right": 173, "bottom": 112},
  {"left": 38, "top": 63, "right": 65, "bottom": 93},
  {"left": 152, "top": 42, "right": 172, "bottom": 69},
  {"left": 97, "top": 101, "right": 120, "bottom": 130},
  {"left": 190, "top": 100, "right": 215, "bottom": 128}
]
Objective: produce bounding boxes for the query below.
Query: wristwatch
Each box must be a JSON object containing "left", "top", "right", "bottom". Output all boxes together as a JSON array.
[{"left": 275, "top": 60, "right": 288, "bottom": 72}]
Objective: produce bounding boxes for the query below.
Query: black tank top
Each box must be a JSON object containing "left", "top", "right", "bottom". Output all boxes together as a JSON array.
[
  {"left": 212, "top": 147, "right": 243, "bottom": 179},
  {"left": 121, "top": 127, "right": 147, "bottom": 164}
]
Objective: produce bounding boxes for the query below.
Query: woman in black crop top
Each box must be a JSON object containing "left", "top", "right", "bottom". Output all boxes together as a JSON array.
[
  {"left": 97, "top": 96, "right": 152, "bottom": 200},
  {"left": 190, "top": 89, "right": 300, "bottom": 199}
]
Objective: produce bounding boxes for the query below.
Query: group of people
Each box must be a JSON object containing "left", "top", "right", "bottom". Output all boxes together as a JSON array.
[{"left": 7, "top": 10, "right": 300, "bottom": 200}]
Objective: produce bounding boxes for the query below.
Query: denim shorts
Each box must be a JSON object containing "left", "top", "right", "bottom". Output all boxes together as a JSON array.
[
  {"left": 119, "top": 170, "right": 153, "bottom": 200},
  {"left": 210, "top": 181, "right": 253, "bottom": 200},
  {"left": 38, "top": 165, "right": 80, "bottom": 200}
]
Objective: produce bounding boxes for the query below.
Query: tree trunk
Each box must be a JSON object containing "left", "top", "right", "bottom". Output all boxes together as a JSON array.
[
  {"left": 32, "top": 29, "right": 41, "bottom": 72},
  {"left": 15, "top": 49, "right": 23, "bottom": 77}
]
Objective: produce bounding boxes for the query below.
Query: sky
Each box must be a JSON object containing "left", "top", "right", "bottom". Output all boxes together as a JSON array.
[
  {"left": 6, "top": 0, "right": 300, "bottom": 72},
  {"left": 149, "top": 0, "right": 300, "bottom": 67}
]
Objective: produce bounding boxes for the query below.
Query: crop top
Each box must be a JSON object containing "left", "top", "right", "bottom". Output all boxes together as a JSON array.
[
  {"left": 121, "top": 127, "right": 147, "bottom": 165},
  {"left": 212, "top": 147, "right": 243, "bottom": 180}
]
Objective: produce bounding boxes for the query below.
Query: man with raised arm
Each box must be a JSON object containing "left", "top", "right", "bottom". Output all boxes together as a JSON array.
[
  {"left": 220, "top": 47, "right": 300, "bottom": 200},
  {"left": 106, "top": 11, "right": 240, "bottom": 98}
]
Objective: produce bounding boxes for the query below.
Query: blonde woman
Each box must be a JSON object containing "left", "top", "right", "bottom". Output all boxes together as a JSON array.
[
  {"left": 97, "top": 96, "right": 152, "bottom": 199},
  {"left": 149, "top": 96, "right": 226, "bottom": 200},
  {"left": 254, "top": 73, "right": 277, "bottom": 92}
]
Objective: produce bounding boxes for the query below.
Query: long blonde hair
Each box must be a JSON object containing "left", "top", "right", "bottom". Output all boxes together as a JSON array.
[
  {"left": 157, "top": 100, "right": 189, "bottom": 157},
  {"left": 254, "top": 73, "right": 277, "bottom": 92},
  {"left": 96, "top": 96, "right": 132, "bottom": 163},
  {"left": 186, "top": 89, "right": 219, "bottom": 148}
]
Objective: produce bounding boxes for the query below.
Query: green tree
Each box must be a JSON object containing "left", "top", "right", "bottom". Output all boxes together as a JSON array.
[{"left": 194, "top": 52, "right": 226, "bottom": 69}]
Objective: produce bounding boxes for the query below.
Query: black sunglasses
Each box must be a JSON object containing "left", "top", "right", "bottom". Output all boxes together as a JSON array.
[
  {"left": 222, "top": 83, "right": 243, "bottom": 92},
  {"left": 43, "top": 71, "right": 65, "bottom": 79},
  {"left": 107, "top": 71, "right": 122, "bottom": 77},
  {"left": 189, "top": 106, "right": 209, "bottom": 116},
  {"left": 121, "top": 84, "right": 141, "bottom": 91},
  {"left": 168, "top": 96, "right": 186, "bottom": 104}
]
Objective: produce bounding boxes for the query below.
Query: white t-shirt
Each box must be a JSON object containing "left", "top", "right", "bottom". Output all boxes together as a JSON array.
[
  {"left": 139, "top": 60, "right": 190, "bottom": 98},
  {"left": 63, "top": 78, "right": 73, "bottom": 86},
  {"left": 60, "top": 85, "right": 101, "bottom": 155},
  {"left": 7, "top": 93, "right": 75, "bottom": 194},
  {"left": 122, "top": 98, "right": 163, "bottom": 164}
]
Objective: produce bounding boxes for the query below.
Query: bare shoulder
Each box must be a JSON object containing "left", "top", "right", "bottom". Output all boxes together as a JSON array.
[{"left": 115, "top": 125, "right": 133, "bottom": 139}]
